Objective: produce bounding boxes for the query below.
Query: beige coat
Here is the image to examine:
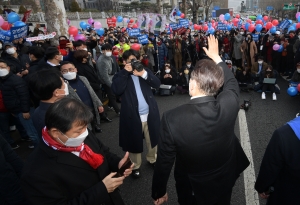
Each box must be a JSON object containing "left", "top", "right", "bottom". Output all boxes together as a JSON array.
[{"left": 241, "top": 41, "right": 257, "bottom": 68}]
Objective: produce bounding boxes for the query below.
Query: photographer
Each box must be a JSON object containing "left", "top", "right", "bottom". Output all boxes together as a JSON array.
[{"left": 111, "top": 49, "right": 161, "bottom": 178}]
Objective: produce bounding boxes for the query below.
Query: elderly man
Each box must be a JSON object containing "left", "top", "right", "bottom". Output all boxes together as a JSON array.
[
  {"left": 21, "top": 98, "right": 133, "bottom": 205},
  {"left": 152, "top": 35, "right": 249, "bottom": 205}
]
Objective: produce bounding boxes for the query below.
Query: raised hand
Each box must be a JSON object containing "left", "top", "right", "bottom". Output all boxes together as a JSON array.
[{"left": 202, "top": 35, "right": 223, "bottom": 64}]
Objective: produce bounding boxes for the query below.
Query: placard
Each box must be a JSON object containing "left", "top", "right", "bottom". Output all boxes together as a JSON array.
[{"left": 137, "top": 34, "right": 149, "bottom": 44}]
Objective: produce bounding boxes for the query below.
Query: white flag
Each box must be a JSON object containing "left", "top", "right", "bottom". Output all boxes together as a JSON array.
[{"left": 169, "top": 6, "right": 178, "bottom": 23}]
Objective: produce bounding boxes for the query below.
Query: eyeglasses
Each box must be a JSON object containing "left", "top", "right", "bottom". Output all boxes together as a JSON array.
[{"left": 61, "top": 68, "right": 75, "bottom": 74}]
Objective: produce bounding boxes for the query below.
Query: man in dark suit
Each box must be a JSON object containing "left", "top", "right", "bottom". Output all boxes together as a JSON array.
[
  {"left": 111, "top": 49, "right": 161, "bottom": 178},
  {"left": 21, "top": 98, "right": 133, "bottom": 205},
  {"left": 152, "top": 35, "right": 249, "bottom": 205},
  {"left": 255, "top": 116, "right": 300, "bottom": 205}
]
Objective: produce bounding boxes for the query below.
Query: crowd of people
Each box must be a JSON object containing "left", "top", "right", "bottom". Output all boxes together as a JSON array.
[{"left": 0, "top": 21, "right": 300, "bottom": 205}]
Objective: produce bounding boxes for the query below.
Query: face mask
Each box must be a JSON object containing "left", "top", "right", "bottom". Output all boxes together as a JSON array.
[
  {"left": 240, "top": 32, "right": 244, "bottom": 35},
  {"left": 0, "top": 68, "right": 9, "bottom": 77},
  {"left": 184, "top": 70, "right": 189, "bottom": 75},
  {"left": 297, "top": 69, "right": 300, "bottom": 73},
  {"left": 258, "top": 61, "right": 263, "bottom": 64},
  {"left": 186, "top": 64, "right": 191, "bottom": 68},
  {"left": 165, "top": 69, "right": 170, "bottom": 73},
  {"left": 105, "top": 51, "right": 112, "bottom": 57},
  {"left": 58, "top": 128, "right": 88, "bottom": 147},
  {"left": 6, "top": 47, "right": 15, "bottom": 55},
  {"left": 83, "top": 48, "right": 88, "bottom": 51},
  {"left": 0, "top": 44, "right": 2, "bottom": 49},
  {"left": 130, "top": 40, "right": 134, "bottom": 43},
  {"left": 63, "top": 72, "right": 76, "bottom": 80}
]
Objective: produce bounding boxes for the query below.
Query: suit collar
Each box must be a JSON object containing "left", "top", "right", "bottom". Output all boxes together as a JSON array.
[{"left": 188, "top": 96, "right": 216, "bottom": 105}]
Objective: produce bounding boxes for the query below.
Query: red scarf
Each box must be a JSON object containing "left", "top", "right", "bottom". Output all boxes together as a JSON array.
[{"left": 42, "top": 128, "right": 104, "bottom": 169}]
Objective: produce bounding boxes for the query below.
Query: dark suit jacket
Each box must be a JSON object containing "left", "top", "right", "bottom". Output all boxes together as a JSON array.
[
  {"left": 152, "top": 62, "right": 250, "bottom": 204},
  {"left": 74, "top": 61, "right": 101, "bottom": 91},
  {"left": 255, "top": 124, "right": 300, "bottom": 205},
  {"left": 21, "top": 132, "right": 125, "bottom": 205},
  {"left": 111, "top": 68, "right": 161, "bottom": 153}
]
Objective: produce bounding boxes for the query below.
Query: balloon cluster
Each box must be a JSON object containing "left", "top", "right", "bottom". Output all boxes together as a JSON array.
[
  {"left": 287, "top": 84, "right": 300, "bottom": 96},
  {"left": 0, "top": 12, "right": 26, "bottom": 31}
]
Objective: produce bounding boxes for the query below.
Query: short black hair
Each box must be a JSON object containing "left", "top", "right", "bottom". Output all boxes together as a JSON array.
[
  {"left": 60, "top": 61, "right": 75, "bottom": 68},
  {"left": 28, "top": 46, "right": 45, "bottom": 59},
  {"left": 45, "top": 98, "right": 93, "bottom": 133},
  {"left": 45, "top": 46, "right": 60, "bottom": 60},
  {"left": 122, "top": 49, "right": 140, "bottom": 61},
  {"left": 59, "top": 35, "right": 68, "bottom": 40},
  {"left": 73, "top": 40, "right": 86, "bottom": 48},
  {"left": 186, "top": 58, "right": 192, "bottom": 63},
  {"left": 28, "top": 69, "right": 62, "bottom": 100},
  {"left": 0, "top": 59, "right": 8, "bottom": 66},
  {"left": 257, "top": 56, "right": 264, "bottom": 60},
  {"left": 101, "top": 43, "right": 112, "bottom": 51}
]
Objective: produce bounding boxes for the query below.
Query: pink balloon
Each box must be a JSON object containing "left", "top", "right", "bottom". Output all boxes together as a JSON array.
[
  {"left": 88, "top": 18, "right": 94, "bottom": 25},
  {"left": 94, "top": 21, "right": 102, "bottom": 29},
  {"left": 273, "top": 44, "right": 280, "bottom": 51},
  {"left": 0, "top": 16, "right": 4, "bottom": 27},
  {"left": 74, "top": 34, "right": 86, "bottom": 41},
  {"left": 219, "top": 14, "right": 225, "bottom": 21},
  {"left": 296, "top": 12, "right": 300, "bottom": 19},
  {"left": 123, "top": 18, "right": 128, "bottom": 23}
]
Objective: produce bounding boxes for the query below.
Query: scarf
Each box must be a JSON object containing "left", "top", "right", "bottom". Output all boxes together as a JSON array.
[
  {"left": 42, "top": 128, "right": 104, "bottom": 169},
  {"left": 175, "top": 39, "right": 178, "bottom": 48},
  {"left": 287, "top": 117, "right": 300, "bottom": 140}
]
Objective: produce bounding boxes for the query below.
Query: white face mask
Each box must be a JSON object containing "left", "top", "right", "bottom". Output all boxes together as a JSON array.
[
  {"left": 187, "top": 64, "right": 191, "bottom": 68},
  {"left": 63, "top": 72, "right": 76, "bottom": 80},
  {"left": 0, "top": 68, "right": 9, "bottom": 77},
  {"left": 240, "top": 32, "right": 244, "bottom": 35},
  {"left": 105, "top": 51, "right": 112, "bottom": 57},
  {"left": 58, "top": 128, "right": 88, "bottom": 147},
  {"left": 258, "top": 61, "right": 263, "bottom": 64},
  {"left": 82, "top": 48, "right": 88, "bottom": 51},
  {"left": 297, "top": 69, "right": 300, "bottom": 73},
  {"left": 6, "top": 47, "right": 15, "bottom": 55},
  {"left": 165, "top": 69, "right": 170, "bottom": 73},
  {"left": 0, "top": 44, "right": 2, "bottom": 49}
]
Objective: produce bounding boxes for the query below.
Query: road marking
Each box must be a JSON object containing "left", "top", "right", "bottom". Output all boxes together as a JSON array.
[{"left": 238, "top": 110, "right": 260, "bottom": 205}]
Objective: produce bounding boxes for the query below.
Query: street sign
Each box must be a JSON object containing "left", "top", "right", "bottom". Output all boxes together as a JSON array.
[
  {"left": 213, "top": 6, "right": 220, "bottom": 10},
  {"left": 267, "top": 6, "right": 273, "bottom": 11},
  {"left": 283, "top": 3, "right": 296, "bottom": 10}
]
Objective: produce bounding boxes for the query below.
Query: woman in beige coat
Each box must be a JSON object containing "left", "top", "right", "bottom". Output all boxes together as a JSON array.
[{"left": 241, "top": 34, "right": 257, "bottom": 70}]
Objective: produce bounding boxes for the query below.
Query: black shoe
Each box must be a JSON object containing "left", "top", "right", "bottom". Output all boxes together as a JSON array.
[
  {"left": 131, "top": 169, "right": 140, "bottom": 178},
  {"left": 148, "top": 161, "right": 156, "bottom": 168},
  {"left": 94, "top": 125, "right": 102, "bottom": 133},
  {"left": 10, "top": 143, "right": 20, "bottom": 150},
  {"left": 101, "top": 117, "right": 112, "bottom": 122}
]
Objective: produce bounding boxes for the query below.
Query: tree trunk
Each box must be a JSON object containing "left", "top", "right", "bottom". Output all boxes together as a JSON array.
[
  {"left": 44, "top": 0, "right": 68, "bottom": 37},
  {"left": 192, "top": 9, "right": 198, "bottom": 24},
  {"left": 171, "top": 0, "right": 176, "bottom": 8},
  {"left": 157, "top": 0, "right": 163, "bottom": 14},
  {"left": 182, "top": 0, "right": 187, "bottom": 16}
]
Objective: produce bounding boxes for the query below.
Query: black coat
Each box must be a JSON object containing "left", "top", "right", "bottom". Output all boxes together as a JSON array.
[
  {"left": 160, "top": 69, "right": 177, "bottom": 86},
  {"left": 74, "top": 61, "right": 101, "bottom": 91},
  {"left": 21, "top": 131, "right": 125, "bottom": 205},
  {"left": 111, "top": 68, "right": 161, "bottom": 153},
  {"left": 255, "top": 124, "right": 300, "bottom": 205},
  {"left": 0, "top": 72, "right": 30, "bottom": 113},
  {"left": 29, "top": 58, "right": 60, "bottom": 75},
  {"left": 4, "top": 53, "right": 30, "bottom": 74},
  {"left": 152, "top": 62, "right": 250, "bottom": 204},
  {"left": 0, "top": 136, "right": 27, "bottom": 205}
]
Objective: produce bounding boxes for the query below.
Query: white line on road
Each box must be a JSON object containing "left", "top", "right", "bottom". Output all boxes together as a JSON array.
[{"left": 238, "top": 110, "right": 260, "bottom": 205}]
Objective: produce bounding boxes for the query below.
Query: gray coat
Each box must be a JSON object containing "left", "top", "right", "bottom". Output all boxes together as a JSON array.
[
  {"left": 233, "top": 34, "right": 243, "bottom": 60},
  {"left": 143, "top": 45, "right": 156, "bottom": 66},
  {"left": 97, "top": 54, "right": 114, "bottom": 87},
  {"left": 67, "top": 75, "right": 103, "bottom": 127}
]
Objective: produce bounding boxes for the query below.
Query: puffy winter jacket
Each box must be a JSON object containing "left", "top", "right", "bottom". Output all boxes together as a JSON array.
[{"left": 0, "top": 72, "right": 31, "bottom": 113}]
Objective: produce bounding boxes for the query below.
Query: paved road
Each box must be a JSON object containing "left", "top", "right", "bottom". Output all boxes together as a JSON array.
[{"left": 13, "top": 77, "right": 300, "bottom": 205}]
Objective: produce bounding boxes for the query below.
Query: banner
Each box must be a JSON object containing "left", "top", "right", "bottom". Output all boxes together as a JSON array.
[
  {"left": 278, "top": 19, "right": 291, "bottom": 29},
  {"left": 151, "top": 14, "right": 166, "bottom": 35},
  {"left": 178, "top": 19, "right": 189, "bottom": 28},
  {"left": 0, "top": 31, "right": 11, "bottom": 43},
  {"left": 169, "top": 23, "right": 178, "bottom": 30},
  {"left": 252, "top": 34, "right": 259, "bottom": 42},
  {"left": 169, "top": 6, "right": 179, "bottom": 23},
  {"left": 137, "top": 34, "right": 149, "bottom": 44},
  {"left": 137, "top": 14, "right": 150, "bottom": 32},
  {"left": 106, "top": 18, "right": 116, "bottom": 27},
  {"left": 11, "top": 25, "right": 28, "bottom": 40},
  {"left": 22, "top": 10, "right": 32, "bottom": 23},
  {"left": 217, "top": 22, "right": 226, "bottom": 30},
  {"left": 127, "top": 28, "right": 140, "bottom": 36},
  {"left": 26, "top": 32, "right": 56, "bottom": 42}
]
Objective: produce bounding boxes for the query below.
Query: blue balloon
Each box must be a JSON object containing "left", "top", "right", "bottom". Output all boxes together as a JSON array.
[
  {"left": 79, "top": 21, "right": 88, "bottom": 30},
  {"left": 96, "top": 28, "right": 104, "bottom": 36},
  {"left": 298, "top": 16, "right": 300, "bottom": 22},
  {"left": 117, "top": 16, "right": 123, "bottom": 23},
  {"left": 13, "top": 21, "right": 26, "bottom": 27},
  {"left": 287, "top": 87, "right": 298, "bottom": 96},
  {"left": 270, "top": 26, "right": 277, "bottom": 34},
  {"left": 245, "top": 22, "right": 250, "bottom": 30},
  {"left": 288, "top": 20, "right": 292, "bottom": 24},
  {"left": 208, "top": 23, "right": 212, "bottom": 28},
  {"left": 224, "top": 13, "right": 230, "bottom": 21},
  {"left": 256, "top": 14, "right": 262, "bottom": 20},
  {"left": 226, "top": 24, "right": 232, "bottom": 30},
  {"left": 176, "top": 11, "right": 181, "bottom": 16},
  {"left": 208, "top": 27, "right": 215, "bottom": 34},
  {"left": 277, "top": 45, "right": 283, "bottom": 52},
  {"left": 255, "top": 24, "right": 262, "bottom": 32},
  {"left": 7, "top": 12, "right": 20, "bottom": 24}
]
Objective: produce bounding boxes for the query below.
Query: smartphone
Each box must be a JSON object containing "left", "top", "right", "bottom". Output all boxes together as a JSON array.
[
  {"left": 114, "top": 158, "right": 133, "bottom": 177},
  {"left": 59, "top": 39, "right": 70, "bottom": 49}
]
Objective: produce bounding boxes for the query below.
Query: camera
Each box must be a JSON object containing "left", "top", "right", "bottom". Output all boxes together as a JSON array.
[{"left": 131, "top": 59, "right": 144, "bottom": 72}]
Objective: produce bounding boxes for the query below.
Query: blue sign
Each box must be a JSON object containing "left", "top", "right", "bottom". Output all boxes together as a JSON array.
[
  {"left": 10, "top": 25, "right": 28, "bottom": 40},
  {"left": 137, "top": 34, "right": 149, "bottom": 44},
  {"left": 252, "top": 34, "right": 259, "bottom": 42},
  {"left": 213, "top": 6, "right": 220, "bottom": 10},
  {"left": 178, "top": 19, "right": 189, "bottom": 28},
  {"left": 0, "top": 31, "right": 11, "bottom": 43},
  {"left": 266, "top": 6, "right": 273, "bottom": 11},
  {"left": 169, "top": 23, "right": 178, "bottom": 30},
  {"left": 238, "top": 20, "right": 243, "bottom": 28},
  {"left": 217, "top": 22, "right": 227, "bottom": 30},
  {"left": 212, "top": 10, "right": 216, "bottom": 18},
  {"left": 127, "top": 28, "right": 140, "bottom": 36},
  {"left": 278, "top": 19, "right": 291, "bottom": 29}
]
